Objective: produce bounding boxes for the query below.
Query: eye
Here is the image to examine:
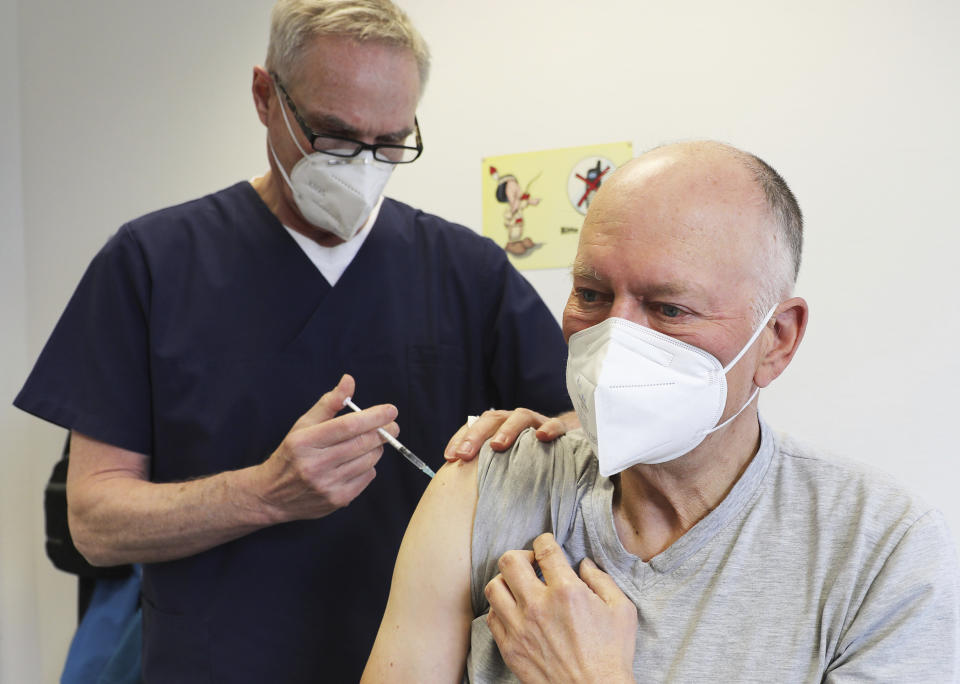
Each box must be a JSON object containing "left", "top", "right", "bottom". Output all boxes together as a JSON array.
[
  {"left": 576, "top": 288, "right": 599, "bottom": 303},
  {"left": 570, "top": 285, "right": 612, "bottom": 312},
  {"left": 660, "top": 304, "right": 681, "bottom": 318}
]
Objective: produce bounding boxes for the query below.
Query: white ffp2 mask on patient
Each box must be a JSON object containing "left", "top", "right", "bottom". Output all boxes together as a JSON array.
[{"left": 565, "top": 307, "right": 775, "bottom": 476}]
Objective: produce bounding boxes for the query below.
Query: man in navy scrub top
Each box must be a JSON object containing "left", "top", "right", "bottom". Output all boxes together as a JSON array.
[{"left": 14, "top": 1, "right": 574, "bottom": 681}]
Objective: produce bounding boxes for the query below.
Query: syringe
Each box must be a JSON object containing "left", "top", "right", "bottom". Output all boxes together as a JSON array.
[{"left": 343, "top": 397, "right": 435, "bottom": 479}]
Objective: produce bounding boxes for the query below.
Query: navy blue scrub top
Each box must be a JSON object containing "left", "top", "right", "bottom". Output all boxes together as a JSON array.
[{"left": 15, "top": 182, "right": 571, "bottom": 684}]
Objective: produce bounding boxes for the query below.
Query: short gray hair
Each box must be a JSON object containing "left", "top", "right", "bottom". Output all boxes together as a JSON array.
[
  {"left": 741, "top": 151, "right": 803, "bottom": 325},
  {"left": 640, "top": 141, "right": 803, "bottom": 326},
  {"left": 266, "top": 0, "right": 430, "bottom": 89}
]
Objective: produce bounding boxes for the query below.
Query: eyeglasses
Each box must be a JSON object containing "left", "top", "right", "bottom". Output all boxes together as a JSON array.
[{"left": 272, "top": 73, "right": 423, "bottom": 164}]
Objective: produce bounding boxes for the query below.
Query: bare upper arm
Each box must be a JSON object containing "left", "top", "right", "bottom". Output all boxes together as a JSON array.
[{"left": 362, "top": 456, "right": 480, "bottom": 683}]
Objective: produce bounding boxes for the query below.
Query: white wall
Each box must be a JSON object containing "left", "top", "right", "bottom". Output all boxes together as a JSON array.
[
  {"left": 6, "top": 1, "right": 959, "bottom": 680},
  {"left": 1, "top": 2, "right": 43, "bottom": 682},
  {"left": 396, "top": 0, "right": 960, "bottom": 545}
]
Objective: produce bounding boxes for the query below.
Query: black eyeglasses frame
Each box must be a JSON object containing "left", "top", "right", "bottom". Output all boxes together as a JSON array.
[{"left": 271, "top": 72, "right": 423, "bottom": 164}]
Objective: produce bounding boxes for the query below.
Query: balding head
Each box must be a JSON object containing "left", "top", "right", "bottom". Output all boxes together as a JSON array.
[
  {"left": 563, "top": 140, "right": 809, "bottom": 426},
  {"left": 594, "top": 142, "right": 802, "bottom": 323}
]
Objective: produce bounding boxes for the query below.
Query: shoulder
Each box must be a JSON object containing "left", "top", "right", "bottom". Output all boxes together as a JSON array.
[
  {"left": 770, "top": 431, "right": 937, "bottom": 541},
  {"left": 771, "top": 433, "right": 960, "bottom": 676},
  {"left": 380, "top": 197, "right": 505, "bottom": 261},
  {"left": 477, "top": 427, "right": 596, "bottom": 498},
  {"left": 763, "top": 429, "right": 958, "bottom": 600},
  {"left": 470, "top": 429, "right": 598, "bottom": 613},
  {"left": 121, "top": 182, "right": 260, "bottom": 246},
  {"left": 94, "top": 182, "right": 278, "bottom": 287}
]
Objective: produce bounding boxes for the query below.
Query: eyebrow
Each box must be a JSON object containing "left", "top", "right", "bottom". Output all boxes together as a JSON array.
[
  {"left": 303, "top": 111, "right": 414, "bottom": 143},
  {"left": 571, "top": 259, "right": 697, "bottom": 297},
  {"left": 571, "top": 260, "right": 601, "bottom": 281}
]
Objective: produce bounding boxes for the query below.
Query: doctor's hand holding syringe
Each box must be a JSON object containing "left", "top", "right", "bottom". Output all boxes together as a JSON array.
[
  {"left": 256, "top": 374, "right": 404, "bottom": 522},
  {"left": 67, "top": 374, "right": 573, "bottom": 568},
  {"left": 257, "top": 373, "right": 573, "bottom": 521}
]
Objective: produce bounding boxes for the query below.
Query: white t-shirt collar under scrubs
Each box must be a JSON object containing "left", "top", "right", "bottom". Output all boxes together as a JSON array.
[{"left": 282, "top": 195, "right": 384, "bottom": 286}]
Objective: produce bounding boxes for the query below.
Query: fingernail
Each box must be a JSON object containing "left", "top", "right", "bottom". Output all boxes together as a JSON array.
[
  {"left": 493, "top": 433, "right": 507, "bottom": 444},
  {"left": 456, "top": 440, "right": 472, "bottom": 455}
]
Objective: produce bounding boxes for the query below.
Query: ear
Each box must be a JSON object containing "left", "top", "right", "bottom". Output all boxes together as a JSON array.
[
  {"left": 252, "top": 66, "right": 274, "bottom": 127},
  {"left": 754, "top": 297, "right": 808, "bottom": 388}
]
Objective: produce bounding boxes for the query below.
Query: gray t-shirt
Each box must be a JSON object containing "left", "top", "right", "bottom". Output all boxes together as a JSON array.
[{"left": 467, "top": 420, "right": 960, "bottom": 683}]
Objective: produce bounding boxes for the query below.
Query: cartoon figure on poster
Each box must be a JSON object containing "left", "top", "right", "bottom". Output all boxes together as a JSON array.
[
  {"left": 481, "top": 142, "right": 632, "bottom": 271},
  {"left": 490, "top": 166, "right": 542, "bottom": 256}
]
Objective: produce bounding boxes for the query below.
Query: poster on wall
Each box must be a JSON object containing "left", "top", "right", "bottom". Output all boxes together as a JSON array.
[{"left": 481, "top": 142, "right": 633, "bottom": 270}]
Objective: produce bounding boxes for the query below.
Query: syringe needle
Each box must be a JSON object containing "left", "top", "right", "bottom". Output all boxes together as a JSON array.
[{"left": 342, "top": 397, "right": 435, "bottom": 478}]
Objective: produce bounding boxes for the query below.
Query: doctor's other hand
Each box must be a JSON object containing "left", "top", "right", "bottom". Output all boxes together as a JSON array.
[
  {"left": 484, "top": 533, "right": 636, "bottom": 684},
  {"left": 257, "top": 374, "right": 398, "bottom": 522},
  {"left": 444, "top": 409, "right": 579, "bottom": 462}
]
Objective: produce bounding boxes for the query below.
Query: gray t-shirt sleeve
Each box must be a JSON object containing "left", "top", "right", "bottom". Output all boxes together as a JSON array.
[
  {"left": 470, "top": 429, "right": 595, "bottom": 615},
  {"left": 825, "top": 508, "right": 960, "bottom": 682},
  {"left": 467, "top": 430, "right": 597, "bottom": 683}
]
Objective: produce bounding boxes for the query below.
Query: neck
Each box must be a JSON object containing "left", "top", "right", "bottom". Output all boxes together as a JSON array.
[
  {"left": 612, "top": 410, "right": 761, "bottom": 561},
  {"left": 250, "top": 170, "right": 348, "bottom": 247}
]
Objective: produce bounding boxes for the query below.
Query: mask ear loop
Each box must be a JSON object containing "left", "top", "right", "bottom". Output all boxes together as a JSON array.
[
  {"left": 267, "top": 139, "right": 299, "bottom": 205},
  {"left": 721, "top": 304, "right": 779, "bottom": 374},
  {"left": 706, "top": 386, "right": 761, "bottom": 435},
  {"left": 706, "top": 304, "right": 779, "bottom": 435},
  {"left": 270, "top": 78, "right": 377, "bottom": 169},
  {"left": 272, "top": 78, "right": 310, "bottom": 158},
  {"left": 267, "top": 78, "right": 311, "bottom": 195}
]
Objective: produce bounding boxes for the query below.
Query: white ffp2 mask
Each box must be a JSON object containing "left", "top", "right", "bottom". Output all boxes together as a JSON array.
[
  {"left": 269, "top": 81, "right": 393, "bottom": 241},
  {"left": 565, "top": 308, "right": 775, "bottom": 476}
]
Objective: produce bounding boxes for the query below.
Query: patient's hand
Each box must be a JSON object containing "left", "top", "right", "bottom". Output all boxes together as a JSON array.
[
  {"left": 444, "top": 410, "right": 578, "bottom": 462},
  {"left": 484, "top": 533, "right": 636, "bottom": 684}
]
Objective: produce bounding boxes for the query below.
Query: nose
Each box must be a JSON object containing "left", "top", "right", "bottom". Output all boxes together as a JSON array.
[
  {"left": 609, "top": 296, "right": 648, "bottom": 326},
  {"left": 326, "top": 149, "right": 378, "bottom": 166}
]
